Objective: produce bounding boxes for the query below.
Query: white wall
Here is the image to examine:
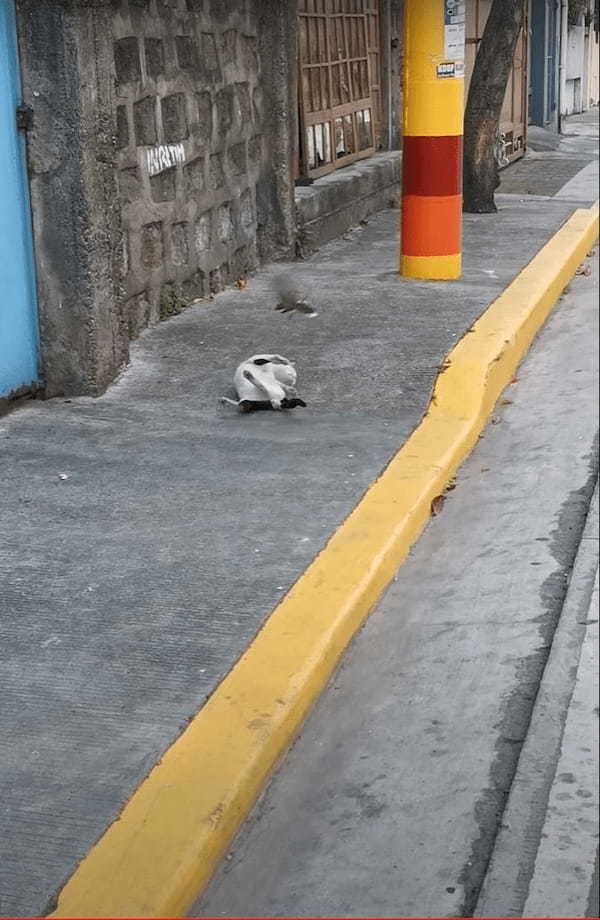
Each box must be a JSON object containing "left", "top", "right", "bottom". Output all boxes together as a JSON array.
[
  {"left": 583, "top": 25, "right": 599, "bottom": 106},
  {"left": 564, "top": 22, "right": 585, "bottom": 113}
]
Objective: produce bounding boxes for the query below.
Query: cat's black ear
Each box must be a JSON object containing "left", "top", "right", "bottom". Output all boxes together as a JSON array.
[{"left": 252, "top": 358, "right": 270, "bottom": 365}]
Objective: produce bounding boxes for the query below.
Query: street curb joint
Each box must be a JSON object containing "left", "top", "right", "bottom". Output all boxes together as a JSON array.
[{"left": 49, "top": 202, "right": 599, "bottom": 919}]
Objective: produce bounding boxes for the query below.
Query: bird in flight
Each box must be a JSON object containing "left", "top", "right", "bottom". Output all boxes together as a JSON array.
[{"left": 272, "top": 273, "right": 318, "bottom": 317}]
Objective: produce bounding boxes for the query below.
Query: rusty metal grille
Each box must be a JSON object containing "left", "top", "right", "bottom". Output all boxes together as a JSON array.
[{"left": 298, "top": 0, "right": 382, "bottom": 179}]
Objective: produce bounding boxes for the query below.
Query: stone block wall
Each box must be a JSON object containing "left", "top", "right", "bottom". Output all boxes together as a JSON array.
[
  {"left": 111, "top": 0, "right": 265, "bottom": 337},
  {"left": 17, "top": 0, "right": 296, "bottom": 396},
  {"left": 15, "top": 0, "right": 405, "bottom": 400}
]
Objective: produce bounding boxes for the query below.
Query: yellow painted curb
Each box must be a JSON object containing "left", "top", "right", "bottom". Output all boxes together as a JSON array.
[{"left": 50, "top": 202, "right": 598, "bottom": 919}]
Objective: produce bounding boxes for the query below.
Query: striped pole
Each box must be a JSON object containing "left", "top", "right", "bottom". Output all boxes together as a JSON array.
[{"left": 400, "top": 0, "right": 465, "bottom": 279}]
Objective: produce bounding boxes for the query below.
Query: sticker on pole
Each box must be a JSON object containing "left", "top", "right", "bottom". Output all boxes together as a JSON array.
[
  {"left": 436, "top": 60, "right": 464, "bottom": 79},
  {"left": 443, "top": 0, "right": 465, "bottom": 59}
]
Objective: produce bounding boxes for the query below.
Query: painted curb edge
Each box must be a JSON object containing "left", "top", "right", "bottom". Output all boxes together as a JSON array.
[{"left": 49, "top": 202, "right": 599, "bottom": 919}]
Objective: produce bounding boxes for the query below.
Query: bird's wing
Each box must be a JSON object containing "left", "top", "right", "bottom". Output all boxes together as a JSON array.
[
  {"left": 271, "top": 272, "right": 304, "bottom": 301},
  {"left": 272, "top": 274, "right": 317, "bottom": 315}
]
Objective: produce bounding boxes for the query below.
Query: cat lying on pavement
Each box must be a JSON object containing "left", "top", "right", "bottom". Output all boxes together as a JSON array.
[{"left": 220, "top": 354, "right": 307, "bottom": 412}]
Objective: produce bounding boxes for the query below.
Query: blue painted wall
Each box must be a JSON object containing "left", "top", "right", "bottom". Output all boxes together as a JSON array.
[
  {"left": 530, "top": 0, "right": 560, "bottom": 128},
  {"left": 0, "top": 0, "right": 40, "bottom": 398}
]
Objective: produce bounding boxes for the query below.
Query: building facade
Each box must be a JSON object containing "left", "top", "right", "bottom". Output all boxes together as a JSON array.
[
  {"left": 12, "top": 0, "right": 300, "bottom": 398},
  {"left": 562, "top": 0, "right": 599, "bottom": 113},
  {"left": 2, "top": 0, "right": 405, "bottom": 402},
  {"left": 2, "top": 0, "right": 543, "bottom": 405},
  {"left": 528, "top": 0, "right": 598, "bottom": 129}
]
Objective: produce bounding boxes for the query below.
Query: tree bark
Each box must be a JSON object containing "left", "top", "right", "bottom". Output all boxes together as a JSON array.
[{"left": 463, "top": 0, "right": 525, "bottom": 213}]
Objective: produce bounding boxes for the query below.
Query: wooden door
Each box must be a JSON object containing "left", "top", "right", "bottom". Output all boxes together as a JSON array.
[
  {"left": 298, "top": 0, "right": 383, "bottom": 179},
  {"left": 464, "top": 0, "right": 529, "bottom": 165}
]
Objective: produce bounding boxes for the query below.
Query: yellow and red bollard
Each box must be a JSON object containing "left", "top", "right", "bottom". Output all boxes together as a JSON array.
[{"left": 400, "top": 0, "right": 465, "bottom": 280}]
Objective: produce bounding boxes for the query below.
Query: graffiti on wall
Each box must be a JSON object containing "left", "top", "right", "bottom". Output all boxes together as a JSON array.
[{"left": 146, "top": 143, "right": 186, "bottom": 176}]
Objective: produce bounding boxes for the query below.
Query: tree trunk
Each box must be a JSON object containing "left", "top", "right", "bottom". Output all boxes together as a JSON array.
[{"left": 463, "top": 0, "right": 525, "bottom": 213}]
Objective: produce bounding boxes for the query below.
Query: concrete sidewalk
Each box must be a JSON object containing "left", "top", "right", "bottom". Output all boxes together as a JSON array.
[
  {"left": 1, "top": 127, "right": 598, "bottom": 915},
  {"left": 498, "top": 107, "right": 599, "bottom": 198}
]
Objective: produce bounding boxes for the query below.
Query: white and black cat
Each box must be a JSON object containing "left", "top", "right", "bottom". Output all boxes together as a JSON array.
[{"left": 221, "top": 354, "right": 307, "bottom": 413}]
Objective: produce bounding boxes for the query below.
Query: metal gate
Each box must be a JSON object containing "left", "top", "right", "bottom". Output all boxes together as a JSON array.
[
  {"left": 297, "top": 0, "right": 382, "bottom": 179},
  {"left": 464, "top": 0, "right": 529, "bottom": 165},
  {"left": 0, "top": 0, "right": 39, "bottom": 400},
  {"left": 529, "top": 0, "right": 559, "bottom": 127}
]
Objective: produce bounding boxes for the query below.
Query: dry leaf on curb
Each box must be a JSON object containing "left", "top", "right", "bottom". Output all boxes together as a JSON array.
[
  {"left": 431, "top": 494, "right": 445, "bottom": 516},
  {"left": 575, "top": 264, "right": 591, "bottom": 276},
  {"left": 236, "top": 279, "right": 248, "bottom": 289},
  {"left": 500, "top": 398, "right": 513, "bottom": 406},
  {"left": 510, "top": 377, "right": 519, "bottom": 384},
  {"left": 445, "top": 478, "right": 457, "bottom": 492}
]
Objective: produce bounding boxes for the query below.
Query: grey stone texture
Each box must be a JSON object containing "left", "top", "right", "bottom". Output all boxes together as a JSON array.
[
  {"left": 16, "top": 1, "right": 125, "bottom": 398},
  {"left": 113, "top": 0, "right": 265, "bottom": 337},
  {"left": 13, "top": 0, "right": 404, "bottom": 399},
  {"left": 15, "top": 0, "right": 302, "bottom": 397},
  {"left": 295, "top": 150, "right": 402, "bottom": 254}
]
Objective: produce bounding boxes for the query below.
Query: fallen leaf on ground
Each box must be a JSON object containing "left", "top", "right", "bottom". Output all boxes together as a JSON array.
[
  {"left": 445, "top": 478, "right": 457, "bottom": 492},
  {"left": 575, "top": 264, "right": 591, "bottom": 276},
  {"left": 431, "top": 494, "right": 445, "bottom": 516},
  {"left": 510, "top": 377, "right": 519, "bottom": 384},
  {"left": 500, "top": 398, "right": 513, "bottom": 406},
  {"left": 236, "top": 279, "right": 248, "bottom": 289}
]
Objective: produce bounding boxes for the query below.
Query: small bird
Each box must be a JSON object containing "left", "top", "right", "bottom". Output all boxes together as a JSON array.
[{"left": 272, "top": 273, "right": 318, "bottom": 317}]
